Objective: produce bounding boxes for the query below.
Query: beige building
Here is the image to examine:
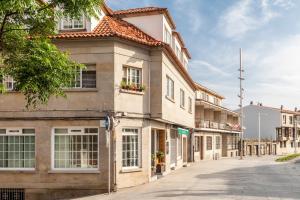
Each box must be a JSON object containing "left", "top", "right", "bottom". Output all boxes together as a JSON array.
[
  {"left": 0, "top": 4, "right": 196, "bottom": 200},
  {"left": 193, "top": 83, "right": 241, "bottom": 161},
  {"left": 276, "top": 107, "right": 300, "bottom": 155},
  {"left": 243, "top": 140, "right": 277, "bottom": 156}
]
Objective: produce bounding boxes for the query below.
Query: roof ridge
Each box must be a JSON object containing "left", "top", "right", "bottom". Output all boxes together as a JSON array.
[{"left": 113, "top": 6, "right": 167, "bottom": 13}]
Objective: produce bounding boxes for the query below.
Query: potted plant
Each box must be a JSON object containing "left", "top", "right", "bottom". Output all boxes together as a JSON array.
[
  {"left": 140, "top": 85, "right": 146, "bottom": 92},
  {"left": 156, "top": 151, "right": 165, "bottom": 173},
  {"left": 120, "top": 80, "right": 127, "bottom": 89},
  {"left": 129, "top": 83, "right": 136, "bottom": 91},
  {"left": 151, "top": 153, "right": 156, "bottom": 176}
]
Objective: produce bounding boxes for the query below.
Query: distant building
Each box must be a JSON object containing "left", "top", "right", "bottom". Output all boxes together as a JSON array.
[
  {"left": 237, "top": 102, "right": 300, "bottom": 155},
  {"left": 194, "top": 83, "right": 241, "bottom": 161},
  {"left": 236, "top": 103, "right": 281, "bottom": 140}
]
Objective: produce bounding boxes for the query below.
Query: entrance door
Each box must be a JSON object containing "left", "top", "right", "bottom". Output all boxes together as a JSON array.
[
  {"left": 272, "top": 144, "right": 277, "bottom": 155},
  {"left": 200, "top": 136, "right": 204, "bottom": 160},
  {"left": 221, "top": 134, "right": 228, "bottom": 157},
  {"left": 170, "top": 130, "right": 177, "bottom": 167},
  {"left": 183, "top": 137, "right": 187, "bottom": 163}
]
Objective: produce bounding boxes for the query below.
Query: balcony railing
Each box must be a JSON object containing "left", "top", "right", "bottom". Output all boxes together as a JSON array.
[{"left": 198, "top": 120, "right": 241, "bottom": 131}]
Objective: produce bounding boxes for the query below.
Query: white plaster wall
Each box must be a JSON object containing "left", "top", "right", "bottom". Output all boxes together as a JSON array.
[
  {"left": 161, "top": 53, "right": 195, "bottom": 128},
  {"left": 237, "top": 105, "right": 281, "bottom": 140},
  {"left": 123, "top": 15, "right": 164, "bottom": 41}
]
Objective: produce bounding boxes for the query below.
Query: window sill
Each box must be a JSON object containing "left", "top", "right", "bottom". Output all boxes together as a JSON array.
[
  {"left": 59, "top": 28, "right": 87, "bottom": 32},
  {"left": 120, "top": 89, "right": 144, "bottom": 95},
  {"left": 180, "top": 105, "right": 185, "bottom": 110},
  {"left": 0, "top": 169, "right": 36, "bottom": 173},
  {"left": 121, "top": 167, "right": 142, "bottom": 173},
  {"left": 64, "top": 88, "right": 98, "bottom": 92},
  {"left": 165, "top": 95, "right": 175, "bottom": 103},
  {"left": 48, "top": 170, "right": 100, "bottom": 174}
]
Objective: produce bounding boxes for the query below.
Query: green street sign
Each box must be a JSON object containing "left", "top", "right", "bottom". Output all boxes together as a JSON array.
[{"left": 178, "top": 128, "right": 189, "bottom": 135}]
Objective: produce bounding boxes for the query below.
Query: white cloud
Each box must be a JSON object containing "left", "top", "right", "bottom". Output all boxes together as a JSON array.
[
  {"left": 242, "top": 34, "right": 300, "bottom": 109},
  {"left": 173, "top": 0, "right": 202, "bottom": 33},
  {"left": 218, "top": 0, "right": 293, "bottom": 39},
  {"left": 190, "top": 60, "right": 230, "bottom": 77}
]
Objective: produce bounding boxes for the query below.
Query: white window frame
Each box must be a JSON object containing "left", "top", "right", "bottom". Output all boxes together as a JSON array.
[
  {"left": 122, "top": 66, "right": 142, "bottom": 87},
  {"left": 0, "top": 128, "right": 36, "bottom": 171},
  {"left": 68, "top": 67, "right": 96, "bottom": 89},
  {"left": 164, "top": 26, "right": 172, "bottom": 45},
  {"left": 166, "top": 76, "right": 174, "bottom": 100},
  {"left": 122, "top": 127, "right": 142, "bottom": 170},
  {"left": 51, "top": 126, "right": 99, "bottom": 171},
  {"left": 175, "top": 45, "right": 181, "bottom": 58},
  {"left": 61, "top": 15, "right": 85, "bottom": 30},
  {"left": 2, "top": 75, "right": 15, "bottom": 91},
  {"left": 180, "top": 89, "right": 185, "bottom": 108}
]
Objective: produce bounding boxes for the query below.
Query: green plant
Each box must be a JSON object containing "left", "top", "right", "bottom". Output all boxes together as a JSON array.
[
  {"left": 276, "top": 153, "right": 300, "bottom": 162},
  {"left": 129, "top": 83, "right": 137, "bottom": 91},
  {"left": 151, "top": 153, "right": 156, "bottom": 161},
  {"left": 0, "top": 0, "right": 103, "bottom": 108},
  {"left": 140, "top": 85, "right": 146, "bottom": 92},
  {"left": 120, "top": 80, "right": 127, "bottom": 89},
  {"left": 156, "top": 151, "right": 165, "bottom": 160}
]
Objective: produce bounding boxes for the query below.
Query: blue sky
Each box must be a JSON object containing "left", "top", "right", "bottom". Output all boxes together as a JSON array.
[{"left": 107, "top": 0, "right": 300, "bottom": 110}]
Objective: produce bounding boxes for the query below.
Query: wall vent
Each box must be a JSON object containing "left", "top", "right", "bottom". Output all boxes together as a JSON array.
[{"left": 0, "top": 188, "right": 25, "bottom": 200}]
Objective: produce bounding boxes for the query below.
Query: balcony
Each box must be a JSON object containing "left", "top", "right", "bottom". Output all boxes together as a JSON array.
[
  {"left": 277, "top": 136, "right": 287, "bottom": 141},
  {"left": 197, "top": 120, "right": 241, "bottom": 132}
]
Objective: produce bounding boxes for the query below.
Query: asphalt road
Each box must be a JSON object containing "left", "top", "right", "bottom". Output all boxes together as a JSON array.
[{"left": 75, "top": 156, "right": 300, "bottom": 200}]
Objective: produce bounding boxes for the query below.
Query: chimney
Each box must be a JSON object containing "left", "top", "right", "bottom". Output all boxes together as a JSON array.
[
  {"left": 295, "top": 107, "right": 298, "bottom": 112},
  {"left": 281, "top": 105, "right": 284, "bottom": 110}
]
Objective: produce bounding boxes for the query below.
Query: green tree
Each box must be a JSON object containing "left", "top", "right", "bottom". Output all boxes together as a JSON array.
[{"left": 0, "top": 0, "right": 103, "bottom": 108}]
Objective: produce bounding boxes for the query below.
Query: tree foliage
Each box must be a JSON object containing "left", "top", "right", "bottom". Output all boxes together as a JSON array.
[{"left": 0, "top": 0, "right": 103, "bottom": 108}]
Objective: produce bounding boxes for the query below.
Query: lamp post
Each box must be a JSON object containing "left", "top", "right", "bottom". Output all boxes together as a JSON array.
[
  {"left": 238, "top": 48, "right": 245, "bottom": 159},
  {"left": 258, "top": 112, "right": 267, "bottom": 157},
  {"left": 258, "top": 112, "right": 261, "bottom": 157},
  {"left": 294, "top": 115, "right": 298, "bottom": 154}
]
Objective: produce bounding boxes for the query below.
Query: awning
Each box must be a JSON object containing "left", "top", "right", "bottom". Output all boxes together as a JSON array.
[{"left": 178, "top": 128, "right": 189, "bottom": 135}]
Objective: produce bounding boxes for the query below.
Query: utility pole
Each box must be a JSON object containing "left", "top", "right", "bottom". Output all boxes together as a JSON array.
[
  {"left": 294, "top": 113, "right": 298, "bottom": 154},
  {"left": 238, "top": 48, "right": 244, "bottom": 160},
  {"left": 258, "top": 112, "right": 261, "bottom": 157}
]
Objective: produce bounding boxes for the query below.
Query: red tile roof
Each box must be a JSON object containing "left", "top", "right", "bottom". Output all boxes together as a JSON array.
[
  {"left": 112, "top": 7, "right": 176, "bottom": 29},
  {"left": 113, "top": 7, "right": 167, "bottom": 15},
  {"left": 51, "top": 16, "right": 162, "bottom": 46}
]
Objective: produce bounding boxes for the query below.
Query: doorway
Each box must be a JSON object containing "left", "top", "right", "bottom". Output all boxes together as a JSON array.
[
  {"left": 200, "top": 136, "right": 204, "bottom": 160},
  {"left": 183, "top": 137, "right": 187, "bottom": 163},
  {"left": 151, "top": 129, "right": 166, "bottom": 176},
  {"left": 170, "top": 129, "right": 177, "bottom": 168}
]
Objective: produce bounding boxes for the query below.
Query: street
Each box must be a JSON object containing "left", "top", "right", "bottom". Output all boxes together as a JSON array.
[{"left": 75, "top": 156, "right": 300, "bottom": 200}]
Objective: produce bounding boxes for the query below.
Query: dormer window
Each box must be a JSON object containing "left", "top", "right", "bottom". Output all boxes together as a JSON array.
[
  {"left": 175, "top": 45, "right": 181, "bottom": 58},
  {"left": 164, "top": 26, "right": 172, "bottom": 45},
  {"left": 61, "top": 15, "right": 85, "bottom": 30}
]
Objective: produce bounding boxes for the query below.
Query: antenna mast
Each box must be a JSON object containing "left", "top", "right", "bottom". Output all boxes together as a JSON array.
[{"left": 239, "top": 48, "right": 244, "bottom": 159}]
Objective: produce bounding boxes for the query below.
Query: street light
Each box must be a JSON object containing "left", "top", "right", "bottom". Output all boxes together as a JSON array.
[
  {"left": 294, "top": 114, "right": 299, "bottom": 154},
  {"left": 258, "top": 112, "right": 267, "bottom": 157}
]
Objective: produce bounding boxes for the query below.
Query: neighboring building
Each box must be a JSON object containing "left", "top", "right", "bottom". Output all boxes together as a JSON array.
[
  {"left": 0, "top": 3, "right": 196, "bottom": 199},
  {"left": 238, "top": 103, "right": 300, "bottom": 155},
  {"left": 193, "top": 82, "right": 241, "bottom": 161},
  {"left": 243, "top": 140, "right": 277, "bottom": 156}
]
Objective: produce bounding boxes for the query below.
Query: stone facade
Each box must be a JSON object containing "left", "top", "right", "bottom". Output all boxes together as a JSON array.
[{"left": 0, "top": 15, "right": 195, "bottom": 200}]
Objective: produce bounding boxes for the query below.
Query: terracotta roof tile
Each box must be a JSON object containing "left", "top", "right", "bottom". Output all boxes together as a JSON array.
[
  {"left": 51, "top": 16, "right": 162, "bottom": 46},
  {"left": 112, "top": 7, "right": 176, "bottom": 29},
  {"left": 112, "top": 7, "right": 167, "bottom": 15}
]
